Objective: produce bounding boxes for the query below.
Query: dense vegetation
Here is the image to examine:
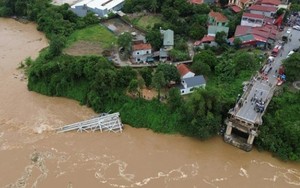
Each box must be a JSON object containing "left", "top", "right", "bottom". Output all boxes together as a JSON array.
[
  {"left": 2, "top": 0, "right": 300, "bottom": 161},
  {"left": 0, "top": 0, "right": 99, "bottom": 38},
  {"left": 257, "top": 90, "right": 300, "bottom": 161},
  {"left": 123, "top": 0, "right": 242, "bottom": 39}
]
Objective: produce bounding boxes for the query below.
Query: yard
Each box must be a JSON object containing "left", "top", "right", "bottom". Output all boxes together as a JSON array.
[
  {"left": 131, "top": 14, "right": 163, "bottom": 31},
  {"left": 64, "top": 25, "right": 117, "bottom": 56}
]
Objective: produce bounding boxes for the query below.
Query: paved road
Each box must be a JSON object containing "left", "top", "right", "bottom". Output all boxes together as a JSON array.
[{"left": 234, "top": 28, "right": 300, "bottom": 124}]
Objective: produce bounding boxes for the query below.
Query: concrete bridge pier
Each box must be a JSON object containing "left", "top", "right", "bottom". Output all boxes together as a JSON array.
[{"left": 224, "top": 119, "right": 257, "bottom": 152}]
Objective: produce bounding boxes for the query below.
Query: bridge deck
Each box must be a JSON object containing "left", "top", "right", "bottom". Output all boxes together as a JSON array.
[
  {"left": 56, "top": 112, "right": 123, "bottom": 133},
  {"left": 232, "top": 28, "right": 300, "bottom": 125}
]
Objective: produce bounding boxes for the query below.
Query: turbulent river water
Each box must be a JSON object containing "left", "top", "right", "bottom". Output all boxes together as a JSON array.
[{"left": 1, "top": 18, "right": 300, "bottom": 188}]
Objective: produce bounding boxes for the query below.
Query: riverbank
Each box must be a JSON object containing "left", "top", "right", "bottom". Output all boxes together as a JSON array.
[{"left": 1, "top": 18, "right": 300, "bottom": 188}]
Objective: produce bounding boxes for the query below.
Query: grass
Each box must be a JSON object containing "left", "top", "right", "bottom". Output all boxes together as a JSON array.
[
  {"left": 66, "top": 25, "right": 117, "bottom": 49},
  {"left": 134, "top": 15, "right": 163, "bottom": 31}
]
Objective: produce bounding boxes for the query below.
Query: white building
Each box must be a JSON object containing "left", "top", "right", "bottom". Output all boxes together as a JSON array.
[
  {"left": 177, "top": 64, "right": 195, "bottom": 79},
  {"left": 241, "top": 13, "right": 264, "bottom": 27},
  {"left": 248, "top": 5, "right": 277, "bottom": 18},
  {"left": 132, "top": 43, "right": 152, "bottom": 63},
  {"left": 176, "top": 64, "right": 206, "bottom": 95},
  {"left": 71, "top": 0, "right": 125, "bottom": 17},
  {"left": 179, "top": 75, "right": 206, "bottom": 95}
]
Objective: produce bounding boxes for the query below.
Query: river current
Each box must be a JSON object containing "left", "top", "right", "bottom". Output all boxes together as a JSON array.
[{"left": 0, "top": 18, "right": 300, "bottom": 188}]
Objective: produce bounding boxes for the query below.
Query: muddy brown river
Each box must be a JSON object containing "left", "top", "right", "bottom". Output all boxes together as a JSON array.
[{"left": 0, "top": 18, "right": 300, "bottom": 188}]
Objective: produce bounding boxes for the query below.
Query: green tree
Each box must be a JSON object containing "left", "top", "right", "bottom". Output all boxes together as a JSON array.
[
  {"left": 179, "top": 89, "right": 221, "bottom": 139},
  {"left": 128, "top": 79, "right": 139, "bottom": 96},
  {"left": 283, "top": 52, "right": 300, "bottom": 81},
  {"left": 149, "top": 0, "right": 158, "bottom": 13},
  {"left": 189, "top": 23, "right": 205, "bottom": 40},
  {"left": 219, "top": 0, "right": 229, "bottom": 7},
  {"left": 156, "top": 63, "right": 181, "bottom": 83},
  {"left": 191, "top": 61, "right": 211, "bottom": 75},
  {"left": 192, "top": 50, "right": 218, "bottom": 72},
  {"left": 47, "top": 35, "right": 66, "bottom": 59},
  {"left": 275, "top": 8, "right": 285, "bottom": 18},
  {"left": 118, "top": 32, "right": 132, "bottom": 51},
  {"left": 151, "top": 71, "right": 166, "bottom": 99},
  {"left": 146, "top": 29, "right": 163, "bottom": 50},
  {"left": 139, "top": 67, "right": 153, "bottom": 87},
  {"left": 167, "top": 87, "right": 183, "bottom": 112},
  {"left": 215, "top": 31, "right": 227, "bottom": 46},
  {"left": 116, "top": 66, "right": 137, "bottom": 88},
  {"left": 232, "top": 51, "right": 256, "bottom": 72},
  {"left": 233, "top": 37, "right": 242, "bottom": 49}
]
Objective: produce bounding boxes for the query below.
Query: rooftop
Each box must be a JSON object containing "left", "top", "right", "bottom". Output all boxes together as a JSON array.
[
  {"left": 132, "top": 43, "right": 152, "bottom": 51},
  {"left": 235, "top": 25, "right": 277, "bottom": 40},
  {"left": 249, "top": 5, "right": 277, "bottom": 12},
  {"left": 188, "top": 0, "right": 203, "bottom": 4},
  {"left": 71, "top": 0, "right": 124, "bottom": 10},
  {"left": 162, "top": 29, "right": 174, "bottom": 46},
  {"left": 242, "top": 12, "right": 265, "bottom": 19},
  {"left": 208, "top": 26, "right": 229, "bottom": 36},
  {"left": 230, "top": 5, "right": 242, "bottom": 13},
  {"left": 209, "top": 10, "right": 228, "bottom": 23},
  {"left": 261, "top": 0, "right": 281, "bottom": 6},
  {"left": 177, "top": 64, "right": 192, "bottom": 77},
  {"left": 184, "top": 75, "right": 206, "bottom": 88}
]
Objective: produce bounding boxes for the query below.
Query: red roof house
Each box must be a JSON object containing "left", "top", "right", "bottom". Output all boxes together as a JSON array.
[
  {"left": 260, "top": 0, "right": 281, "bottom": 6},
  {"left": 208, "top": 10, "right": 228, "bottom": 26},
  {"left": 177, "top": 64, "right": 195, "bottom": 79},
  {"left": 188, "top": 0, "right": 204, "bottom": 4},
  {"left": 132, "top": 43, "right": 152, "bottom": 51}
]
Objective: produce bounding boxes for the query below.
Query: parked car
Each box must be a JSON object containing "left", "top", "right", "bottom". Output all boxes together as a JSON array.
[
  {"left": 293, "top": 25, "right": 300, "bottom": 31},
  {"left": 287, "top": 28, "right": 292, "bottom": 33}
]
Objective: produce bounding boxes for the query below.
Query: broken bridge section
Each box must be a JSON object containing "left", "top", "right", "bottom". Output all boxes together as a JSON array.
[
  {"left": 224, "top": 73, "right": 277, "bottom": 152},
  {"left": 56, "top": 112, "right": 123, "bottom": 133}
]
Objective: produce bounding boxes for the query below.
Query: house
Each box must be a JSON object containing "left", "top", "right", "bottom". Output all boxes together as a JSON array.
[
  {"left": 71, "top": 0, "right": 125, "bottom": 17},
  {"left": 258, "top": 0, "right": 281, "bottom": 7},
  {"left": 188, "top": 0, "right": 216, "bottom": 4},
  {"left": 228, "top": 0, "right": 256, "bottom": 9},
  {"left": 208, "top": 10, "right": 228, "bottom": 26},
  {"left": 248, "top": 5, "right": 277, "bottom": 18},
  {"left": 241, "top": 12, "right": 265, "bottom": 27},
  {"left": 208, "top": 25, "right": 229, "bottom": 37},
  {"left": 228, "top": 34, "right": 267, "bottom": 48},
  {"left": 188, "top": 0, "right": 203, "bottom": 4},
  {"left": 179, "top": 75, "right": 206, "bottom": 95},
  {"left": 160, "top": 29, "right": 174, "bottom": 51},
  {"left": 132, "top": 43, "right": 152, "bottom": 63},
  {"left": 230, "top": 24, "right": 277, "bottom": 48},
  {"left": 177, "top": 64, "right": 195, "bottom": 79},
  {"left": 194, "top": 35, "right": 218, "bottom": 49},
  {"left": 153, "top": 49, "right": 169, "bottom": 62},
  {"left": 229, "top": 5, "right": 242, "bottom": 13}
]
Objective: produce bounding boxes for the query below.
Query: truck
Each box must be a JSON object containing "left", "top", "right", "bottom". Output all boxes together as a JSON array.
[{"left": 271, "top": 45, "right": 282, "bottom": 57}]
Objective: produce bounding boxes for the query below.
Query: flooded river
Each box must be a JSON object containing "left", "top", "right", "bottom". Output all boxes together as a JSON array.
[{"left": 1, "top": 18, "right": 300, "bottom": 188}]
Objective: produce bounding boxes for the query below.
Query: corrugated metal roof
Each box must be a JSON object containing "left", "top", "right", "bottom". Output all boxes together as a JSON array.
[{"left": 183, "top": 75, "right": 206, "bottom": 88}]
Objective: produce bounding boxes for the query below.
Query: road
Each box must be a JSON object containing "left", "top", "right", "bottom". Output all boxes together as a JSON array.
[{"left": 234, "top": 28, "right": 300, "bottom": 124}]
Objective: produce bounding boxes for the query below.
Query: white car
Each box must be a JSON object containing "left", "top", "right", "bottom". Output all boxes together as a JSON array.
[
  {"left": 293, "top": 25, "right": 300, "bottom": 31},
  {"left": 287, "top": 50, "right": 295, "bottom": 58},
  {"left": 287, "top": 28, "right": 292, "bottom": 33}
]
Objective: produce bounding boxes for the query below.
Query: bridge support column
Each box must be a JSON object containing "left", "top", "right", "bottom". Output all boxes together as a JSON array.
[
  {"left": 247, "top": 131, "right": 256, "bottom": 145},
  {"left": 225, "top": 122, "right": 232, "bottom": 136}
]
